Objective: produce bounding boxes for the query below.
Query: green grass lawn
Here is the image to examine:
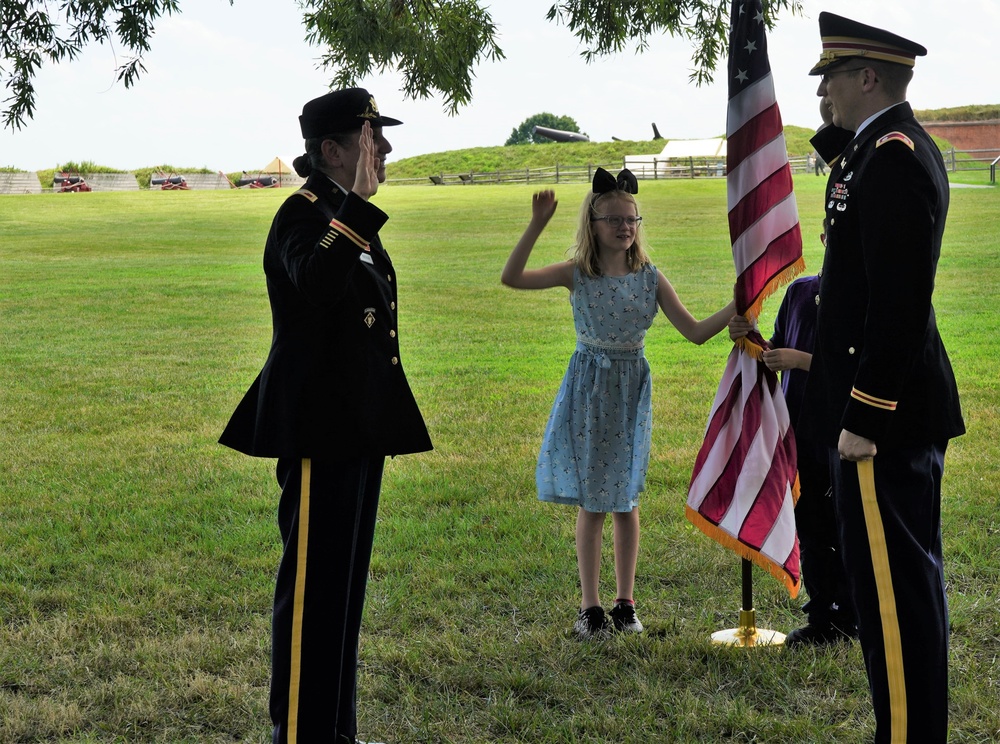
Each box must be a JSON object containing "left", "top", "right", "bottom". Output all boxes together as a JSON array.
[{"left": 1, "top": 178, "right": 998, "bottom": 743}]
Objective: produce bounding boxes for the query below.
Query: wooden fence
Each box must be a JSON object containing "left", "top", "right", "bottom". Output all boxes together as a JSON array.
[
  {"left": 941, "top": 148, "right": 1000, "bottom": 182},
  {"left": 409, "top": 158, "right": 739, "bottom": 186},
  {"left": 397, "top": 147, "right": 999, "bottom": 186}
]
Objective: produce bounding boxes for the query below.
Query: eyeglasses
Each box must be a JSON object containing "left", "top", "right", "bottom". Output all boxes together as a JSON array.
[
  {"left": 820, "top": 67, "right": 867, "bottom": 84},
  {"left": 592, "top": 215, "right": 642, "bottom": 228}
]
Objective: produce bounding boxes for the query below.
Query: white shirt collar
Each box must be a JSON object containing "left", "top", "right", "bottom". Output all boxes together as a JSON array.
[{"left": 855, "top": 102, "right": 906, "bottom": 137}]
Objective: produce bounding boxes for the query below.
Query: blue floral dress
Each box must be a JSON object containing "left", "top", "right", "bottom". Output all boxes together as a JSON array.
[{"left": 537, "top": 263, "right": 658, "bottom": 513}]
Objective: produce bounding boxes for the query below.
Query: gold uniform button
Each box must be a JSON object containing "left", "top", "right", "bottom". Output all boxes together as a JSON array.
[
  {"left": 390, "top": 302, "right": 396, "bottom": 310},
  {"left": 830, "top": 218, "right": 836, "bottom": 226},
  {"left": 848, "top": 347, "right": 856, "bottom": 355},
  {"left": 387, "top": 275, "right": 392, "bottom": 282},
  {"left": 391, "top": 356, "right": 399, "bottom": 365},
  {"left": 814, "top": 294, "right": 820, "bottom": 305},
  {"left": 389, "top": 330, "right": 396, "bottom": 338}
]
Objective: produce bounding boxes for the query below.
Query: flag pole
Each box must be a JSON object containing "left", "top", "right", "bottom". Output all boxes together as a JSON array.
[{"left": 711, "top": 559, "right": 786, "bottom": 647}]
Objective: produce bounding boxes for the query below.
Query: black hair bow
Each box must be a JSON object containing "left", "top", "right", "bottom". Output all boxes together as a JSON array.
[{"left": 592, "top": 167, "right": 638, "bottom": 195}]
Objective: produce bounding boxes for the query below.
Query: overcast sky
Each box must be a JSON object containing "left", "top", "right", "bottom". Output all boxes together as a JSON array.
[{"left": 2, "top": 0, "right": 996, "bottom": 173}]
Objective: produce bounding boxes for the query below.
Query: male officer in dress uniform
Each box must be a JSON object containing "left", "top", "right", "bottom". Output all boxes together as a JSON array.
[
  {"left": 801, "top": 14, "right": 964, "bottom": 743},
  {"left": 220, "top": 88, "right": 432, "bottom": 744}
]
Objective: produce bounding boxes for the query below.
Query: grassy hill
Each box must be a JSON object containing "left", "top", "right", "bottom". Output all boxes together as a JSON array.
[
  {"left": 914, "top": 104, "right": 1000, "bottom": 122},
  {"left": 386, "top": 125, "right": 819, "bottom": 181}
]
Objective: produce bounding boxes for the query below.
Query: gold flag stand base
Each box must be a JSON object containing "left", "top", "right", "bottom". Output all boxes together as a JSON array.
[
  {"left": 711, "top": 608, "right": 786, "bottom": 647},
  {"left": 710, "top": 559, "right": 787, "bottom": 647}
]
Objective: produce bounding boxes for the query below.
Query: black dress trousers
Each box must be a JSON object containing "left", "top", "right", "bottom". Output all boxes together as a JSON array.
[
  {"left": 830, "top": 443, "right": 948, "bottom": 744},
  {"left": 270, "top": 456, "right": 385, "bottom": 744}
]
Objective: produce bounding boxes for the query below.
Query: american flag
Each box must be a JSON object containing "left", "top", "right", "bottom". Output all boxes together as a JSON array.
[{"left": 685, "top": 0, "right": 803, "bottom": 597}]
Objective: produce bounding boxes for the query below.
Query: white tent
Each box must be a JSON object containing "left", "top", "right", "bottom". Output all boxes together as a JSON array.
[
  {"left": 258, "top": 156, "right": 306, "bottom": 188},
  {"left": 657, "top": 138, "right": 727, "bottom": 159},
  {"left": 260, "top": 158, "right": 292, "bottom": 175},
  {"left": 262, "top": 156, "right": 293, "bottom": 175},
  {"left": 624, "top": 137, "right": 728, "bottom": 178}
]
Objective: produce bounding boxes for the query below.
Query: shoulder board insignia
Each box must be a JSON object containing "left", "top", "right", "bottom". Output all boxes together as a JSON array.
[
  {"left": 294, "top": 188, "right": 319, "bottom": 202},
  {"left": 876, "top": 132, "right": 914, "bottom": 150}
]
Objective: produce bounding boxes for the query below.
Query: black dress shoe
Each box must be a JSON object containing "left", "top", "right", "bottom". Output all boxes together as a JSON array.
[{"left": 785, "top": 622, "right": 857, "bottom": 647}]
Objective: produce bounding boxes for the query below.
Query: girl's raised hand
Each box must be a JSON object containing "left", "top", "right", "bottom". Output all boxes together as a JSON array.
[
  {"left": 500, "top": 188, "right": 572, "bottom": 290},
  {"left": 531, "top": 190, "right": 558, "bottom": 224}
]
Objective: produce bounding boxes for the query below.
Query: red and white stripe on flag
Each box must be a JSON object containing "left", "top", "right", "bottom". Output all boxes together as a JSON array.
[
  {"left": 686, "top": 347, "right": 801, "bottom": 595},
  {"left": 726, "top": 0, "right": 804, "bottom": 335},
  {"left": 685, "top": 0, "right": 803, "bottom": 597}
]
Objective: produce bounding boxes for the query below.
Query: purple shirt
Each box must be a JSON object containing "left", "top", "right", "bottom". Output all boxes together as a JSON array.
[{"left": 771, "top": 275, "right": 819, "bottom": 430}]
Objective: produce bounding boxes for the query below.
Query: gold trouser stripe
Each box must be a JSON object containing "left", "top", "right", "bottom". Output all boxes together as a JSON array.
[
  {"left": 857, "top": 460, "right": 907, "bottom": 743},
  {"left": 287, "top": 458, "right": 312, "bottom": 744}
]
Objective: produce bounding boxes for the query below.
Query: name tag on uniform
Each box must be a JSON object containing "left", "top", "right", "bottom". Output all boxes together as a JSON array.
[{"left": 359, "top": 253, "right": 374, "bottom": 265}]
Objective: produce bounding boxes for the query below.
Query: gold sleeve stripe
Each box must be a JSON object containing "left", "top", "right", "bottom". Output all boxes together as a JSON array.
[
  {"left": 852, "top": 388, "right": 898, "bottom": 411},
  {"left": 329, "top": 218, "right": 370, "bottom": 250},
  {"left": 294, "top": 188, "right": 318, "bottom": 202},
  {"left": 876, "top": 132, "right": 915, "bottom": 150}
]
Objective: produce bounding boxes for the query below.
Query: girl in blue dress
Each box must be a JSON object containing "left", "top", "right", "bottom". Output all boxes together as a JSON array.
[{"left": 501, "top": 168, "right": 735, "bottom": 638}]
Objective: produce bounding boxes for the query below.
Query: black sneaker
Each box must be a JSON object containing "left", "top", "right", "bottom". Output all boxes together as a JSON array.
[
  {"left": 785, "top": 621, "right": 857, "bottom": 648},
  {"left": 574, "top": 605, "right": 610, "bottom": 639},
  {"left": 609, "top": 600, "right": 644, "bottom": 633}
]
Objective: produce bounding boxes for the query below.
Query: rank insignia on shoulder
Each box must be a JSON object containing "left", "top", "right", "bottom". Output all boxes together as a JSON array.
[
  {"left": 876, "top": 132, "right": 915, "bottom": 150},
  {"left": 294, "top": 188, "right": 319, "bottom": 202},
  {"left": 363, "top": 308, "right": 376, "bottom": 328}
]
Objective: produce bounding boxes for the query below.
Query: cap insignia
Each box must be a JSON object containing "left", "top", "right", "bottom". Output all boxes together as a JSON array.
[{"left": 361, "top": 96, "right": 380, "bottom": 120}]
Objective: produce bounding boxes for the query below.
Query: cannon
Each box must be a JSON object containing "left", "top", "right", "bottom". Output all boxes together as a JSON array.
[
  {"left": 151, "top": 175, "right": 186, "bottom": 186},
  {"left": 151, "top": 173, "right": 189, "bottom": 190},
  {"left": 532, "top": 125, "right": 590, "bottom": 143},
  {"left": 236, "top": 173, "right": 279, "bottom": 188},
  {"left": 55, "top": 173, "right": 91, "bottom": 192}
]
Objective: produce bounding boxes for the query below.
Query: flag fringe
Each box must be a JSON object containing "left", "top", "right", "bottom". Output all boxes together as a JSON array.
[
  {"left": 744, "top": 255, "right": 806, "bottom": 324},
  {"left": 685, "top": 504, "right": 801, "bottom": 598},
  {"left": 735, "top": 255, "right": 806, "bottom": 359},
  {"left": 735, "top": 336, "right": 766, "bottom": 359}
]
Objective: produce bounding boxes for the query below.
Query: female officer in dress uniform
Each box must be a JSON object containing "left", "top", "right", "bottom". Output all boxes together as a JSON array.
[{"left": 220, "top": 88, "right": 432, "bottom": 744}]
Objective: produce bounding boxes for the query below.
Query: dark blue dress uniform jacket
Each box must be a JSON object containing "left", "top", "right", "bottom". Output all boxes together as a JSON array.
[
  {"left": 220, "top": 173, "right": 432, "bottom": 460},
  {"left": 802, "top": 104, "right": 964, "bottom": 448}
]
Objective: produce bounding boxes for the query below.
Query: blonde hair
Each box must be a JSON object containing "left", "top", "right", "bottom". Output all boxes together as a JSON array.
[{"left": 573, "top": 190, "right": 651, "bottom": 278}]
